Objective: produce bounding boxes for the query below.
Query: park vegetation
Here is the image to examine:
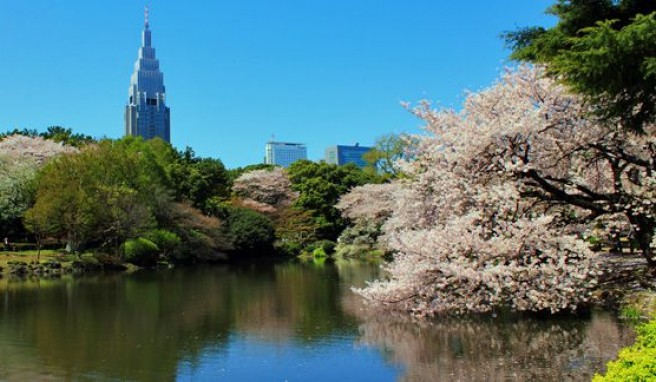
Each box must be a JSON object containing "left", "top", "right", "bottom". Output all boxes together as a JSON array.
[{"left": 0, "top": 131, "right": 381, "bottom": 268}]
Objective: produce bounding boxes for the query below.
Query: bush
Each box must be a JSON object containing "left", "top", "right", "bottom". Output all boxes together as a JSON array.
[
  {"left": 77, "top": 253, "right": 101, "bottom": 270},
  {"left": 313, "top": 247, "right": 328, "bottom": 258},
  {"left": 123, "top": 238, "right": 160, "bottom": 267},
  {"left": 144, "top": 229, "right": 181, "bottom": 258},
  {"left": 224, "top": 207, "right": 275, "bottom": 255},
  {"left": 315, "top": 240, "right": 336, "bottom": 255},
  {"left": 274, "top": 240, "right": 303, "bottom": 257},
  {"left": 593, "top": 319, "right": 656, "bottom": 381},
  {"left": 93, "top": 253, "right": 126, "bottom": 270}
]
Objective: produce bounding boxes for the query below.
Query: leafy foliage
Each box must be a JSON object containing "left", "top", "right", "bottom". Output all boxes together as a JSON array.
[
  {"left": 363, "top": 133, "right": 418, "bottom": 178},
  {"left": 506, "top": 1, "right": 656, "bottom": 132},
  {"left": 219, "top": 206, "right": 276, "bottom": 255},
  {"left": 144, "top": 229, "right": 181, "bottom": 258},
  {"left": 1, "top": 126, "right": 94, "bottom": 147},
  {"left": 162, "top": 202, "right": 230, "bottom": 262},
  {"left": 123, "top": 237, "right": 160, "bottom": 267},
  {"left": 593, "top": 319, "right": 656, "bottom": 381},
  {"left": 169, "top": 147, "right": 230, "bottom": 212},
  {"left": 287, "top": 160, "right": 379, "bottom": 240},
  {"left": 25, "top": 138, "right": 168, "bottom": 252}
]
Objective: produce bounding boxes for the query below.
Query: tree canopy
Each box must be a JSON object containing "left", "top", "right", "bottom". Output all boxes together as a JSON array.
[
  {"left": 505, "top": 0, "right": 656, "bottom": 132},
  {"left": 363, "top": 133, "right": 418, "bottom": 178},
  {"left": 169, "top": 147, "right": 230, "bottom": 212},
  {"left": 349, "top": 67, "right": 656, "bottom": 315},
  {"left": 287, "top": 160, "right": 380, "bottom": 240}
]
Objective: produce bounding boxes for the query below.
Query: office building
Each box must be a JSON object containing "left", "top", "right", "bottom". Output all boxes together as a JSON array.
[
  {"left": 125, "top": 7, "right": 171, "bottom": 143},
  {"left": 265, "top": 141, "right": 307, "bottom": 167},
  {"left": 324, "top": 144, "right": 373, "bottom": 168}
]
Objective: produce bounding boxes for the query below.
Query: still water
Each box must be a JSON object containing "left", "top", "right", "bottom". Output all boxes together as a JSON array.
[{"left": 0, "top": 260, "right": 634, "bottom": 381}]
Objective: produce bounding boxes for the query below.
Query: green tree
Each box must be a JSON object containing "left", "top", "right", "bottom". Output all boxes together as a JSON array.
[
  {"left": 0, "top": 128, "right": 38, "bottom": 139},
  {"left": 41, "top": 126, "right": 94, "bottom": 147},
  {"left": 1, "top": 126, "right": 94, "bottom": 146},
  {"left": 161, "top": 202, "right": 231, "bottom": 263},
  {"left": 26, "top": 138, "right": 170, "bottom": 252},
  {"left": 287, "top": 160, "right": 379, "bottom": 240},
  {"left": 123, "top": 237, "right": 160, "bottom": 267},
  {"left": 506, "top": 0, "right": 656, "bottom": 132},
  {"left": 23, "top": 201, "right": 58, "bottom": 260},
  {"left": 145, "top": 229, "right": 182, "bottom": 258},
  {"left": 363, "top": 133, "right": 417, "bottom": 178},
  {"left": 220, "top": 206, "right": 276, "bottom": 255},
  {"left": 169, "top": 147, "right": 230, "bottom": 211}
]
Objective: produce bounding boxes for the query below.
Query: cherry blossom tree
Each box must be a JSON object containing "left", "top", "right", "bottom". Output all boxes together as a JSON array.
[
  {"left": 232, "top": 167, "right": 297, "bottom": 208},
  {"left": 335, "top": 182, "right": 402, "bottom": 252},
  {"left": 0, "top": 135, "right": 77, "bottom": 234},
  {"left": 0, "top": 134, "right": 77, "bottom": 164},
  {"left": 336, "top": 183, "right": 400, "bottom": 224}
]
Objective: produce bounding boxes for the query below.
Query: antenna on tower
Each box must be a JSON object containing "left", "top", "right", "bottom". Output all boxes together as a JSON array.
[{"left": 144, "top": 5, "right": 150, "bottom": 28}]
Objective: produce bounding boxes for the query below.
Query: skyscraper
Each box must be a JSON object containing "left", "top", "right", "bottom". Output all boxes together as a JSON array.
[
  {"left": 264, "top": 141, "right": 307, "bottom": 167},
  {"left": 125, "top": 7, "right": 171, "bottom": 143}
]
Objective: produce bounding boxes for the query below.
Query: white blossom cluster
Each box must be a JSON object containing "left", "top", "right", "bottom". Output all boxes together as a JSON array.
[
  {"left": 233, "top": 167, "right": 298, "bottom": 208},
  {"left": 0, "top": 135, "right": 77, "bottom": 165},
  {"left": 0, "top": 135, "right": 77, "bottom": 222},
  {"left": 350, "top": 67, "right": 613, "bottom": 315},
  {"left": 336, "top": 183, "right": 400, "bottom": 224}
]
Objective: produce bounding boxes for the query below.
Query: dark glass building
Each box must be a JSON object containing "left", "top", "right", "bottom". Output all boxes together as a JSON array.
[{"left": 324, "top": 144, "right": 373, "bottom": 168}]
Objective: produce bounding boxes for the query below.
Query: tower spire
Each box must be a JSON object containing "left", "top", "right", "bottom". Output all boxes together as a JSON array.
[{"left": 126, "top": 5, "right": 171, "bottom": 143}]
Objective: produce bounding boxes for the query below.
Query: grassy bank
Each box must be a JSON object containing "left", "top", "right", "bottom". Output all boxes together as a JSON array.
[
  {"left": 0, "top": 249, "right": 133, "bottom": 277},
  {"left": 0, "top": 250, "right": 63, "bottom": 268},
  {"left": 594, "top": 291, "right": 656, "bottom": 381}
]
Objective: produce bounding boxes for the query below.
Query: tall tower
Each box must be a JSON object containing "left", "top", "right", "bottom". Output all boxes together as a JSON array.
[{"left": 125, "top": 6, "right": 171, "bottom": 143}]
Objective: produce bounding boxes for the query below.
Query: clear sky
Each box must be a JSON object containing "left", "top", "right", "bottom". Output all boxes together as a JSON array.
[{"left": 0, "top": 1, "right": 555, "bottom": 168}]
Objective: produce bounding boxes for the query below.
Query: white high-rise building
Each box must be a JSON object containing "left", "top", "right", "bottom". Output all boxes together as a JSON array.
[
  {"left": 125, "top": 6, "right": 171, "bottom": 143},
  {"left": 264, "top": 141, "right": 307, "bottom": 167}
]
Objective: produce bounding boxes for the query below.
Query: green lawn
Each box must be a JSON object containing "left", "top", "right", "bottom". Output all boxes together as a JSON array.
[{"left": 0, "top": 250, "right": 65, "bottom": 269}]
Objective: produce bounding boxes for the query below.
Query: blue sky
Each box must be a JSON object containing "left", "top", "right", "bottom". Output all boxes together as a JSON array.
[{"left": 0, "top": 1, "right": 555, "bottom": 168}]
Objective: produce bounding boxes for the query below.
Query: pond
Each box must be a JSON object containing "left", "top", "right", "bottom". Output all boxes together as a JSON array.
[{"left": 0, "top": 259, "right": 634, "bottom": 381}]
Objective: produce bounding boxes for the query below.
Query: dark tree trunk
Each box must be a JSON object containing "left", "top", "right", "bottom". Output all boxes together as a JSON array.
[{"left": 628, "top": 214, "right": 656, "bottom": 271}]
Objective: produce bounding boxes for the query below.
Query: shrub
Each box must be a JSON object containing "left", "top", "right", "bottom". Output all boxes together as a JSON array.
[
  {"left": 274, "top": 240, "right": 302, "bottom": 257},
  {"left": 123, "top": 238, "right": 160, "bottom": 267},
  {"left": 310, "top": 240, "right": 336, "bottom": 255},
  {"left": 78, "top": 253, "right": 101, "bottom": 269},
  {"left": 313, "top": 247, "right": 327, "bottom": 258},
  {"left": 93, "top": 253, "right": 126, "bottom": 270},
  {"left": 224, "top": 207, "right": 275, "bottom": 255},
  {"left": 593, "top": 319, "right": 656, "bottom": 381},
  {"left": 144, "top": 229, "right": 181, "bottom": 258},
  {"left": 166, "top": 202, "right": 231, "bottom": 263}
]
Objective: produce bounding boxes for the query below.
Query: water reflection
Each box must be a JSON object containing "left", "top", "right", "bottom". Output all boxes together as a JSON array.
[
  {"left": 353, "top": 311, "right": 632, "bottom": 381},
  {"left": 0, "top": 260, "right": 633, "bottom": 381}
]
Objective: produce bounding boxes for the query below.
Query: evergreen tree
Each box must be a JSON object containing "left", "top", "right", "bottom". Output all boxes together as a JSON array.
[{"left": 506, "top": 0, "right": 656, "bottom": 132}]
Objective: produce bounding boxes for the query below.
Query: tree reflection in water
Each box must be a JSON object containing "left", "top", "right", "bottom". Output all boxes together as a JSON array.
[
  {"left": 352, "top": 309, "right": 634, "bottom": 381},
  {"left": 0, "top": 260, "right": 635, "bottom": 381}
]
